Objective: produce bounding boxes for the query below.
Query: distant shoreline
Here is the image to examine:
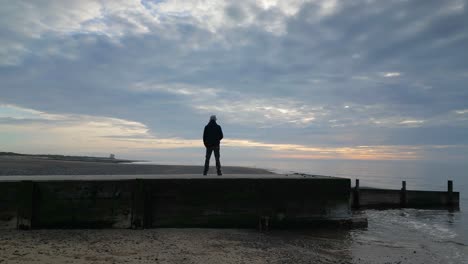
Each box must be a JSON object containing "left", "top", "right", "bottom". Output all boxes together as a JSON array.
[{"left": 0, "top": 152, "right": 139, "bottom": 164}]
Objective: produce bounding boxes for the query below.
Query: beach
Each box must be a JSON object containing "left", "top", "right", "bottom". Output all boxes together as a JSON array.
[
  {"left": 1, "top": 157, "right": 467, "bottom": 264},
  {"left": 0, "top": 226, "right": 436, "bottom": 264},
  {"left": 0, "top": 155, "right": 272, "bottom": 176}
]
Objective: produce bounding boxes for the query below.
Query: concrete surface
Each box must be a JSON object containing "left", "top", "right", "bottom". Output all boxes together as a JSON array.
[{"left": 0, "top": 174, "right": 352, "bottom": 229}]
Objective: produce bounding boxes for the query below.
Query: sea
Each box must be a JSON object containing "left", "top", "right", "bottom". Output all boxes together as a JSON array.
[
  {"left": 249, "top": 159, "right": 468, "bottom": 263},
  {"left": 135, "top": 158, "right": 468, "bottom": 263}
]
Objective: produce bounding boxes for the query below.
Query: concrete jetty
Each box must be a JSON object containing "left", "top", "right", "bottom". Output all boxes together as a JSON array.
[
  {"left": 0, "top": 174, "right": 353, "bottom": 230},
  {"left": 1, "top": 175, "right": 457, "bottom": 230}
]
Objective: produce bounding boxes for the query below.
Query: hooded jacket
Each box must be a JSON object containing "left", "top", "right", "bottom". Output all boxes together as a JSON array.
[{"left": 203, "top": 120, "right": 223, "bottom": 147}]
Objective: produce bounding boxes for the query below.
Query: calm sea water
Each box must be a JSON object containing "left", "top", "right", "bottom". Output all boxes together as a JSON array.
[
  {"left": 143, "top": 159, "right": 468, "bottom": 262},
  {"left": 247, "top": 159, "right": 468, "bottom": 263}
]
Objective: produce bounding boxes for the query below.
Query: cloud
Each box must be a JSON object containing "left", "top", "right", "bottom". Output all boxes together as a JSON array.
[
  {"left": 0, "top": 104, "right": 192, "bottom": 153},
  {"left": 1, "top": 104, "right": 454, "bottom": 161},
  {"left": 0, "top": 1, "right": 153, "bottom": 39},
  {"left": 128, "top": 82, "right": 323, "bottom": 127},
  {"left": 0, "top": 104, "right": 67, "bottom": 121},
  {"left": 131, "top": 82, "right": 220, "bottom": 97},
  {"left": 0, "top": 104, "right": 149, "bottom": 136},
  {"left": 224, "top": 139, "right": 423, "bottom": 160},
  {"left": 398, "top": 120, "right": 425, "bottom": 125},
  {"left": 129, "top": 80, "right": 459, "bottom": 131},
  {"left": 381, "top": 72, "right": 401, "bottom": 78},
  {"left": 194, "top": 98, "right": 321, "bottom": 127},
  {"left": 455, "top": 109, "right": 468, "bottom": 115},
  {"left": 1, "top": 0, "right": 468, "bottom": 162},
  {"left": 0, "top": 0, "right": 341, "bottom": 65}
]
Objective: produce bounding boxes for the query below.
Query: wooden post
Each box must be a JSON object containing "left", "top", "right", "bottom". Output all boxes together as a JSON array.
[
  {"left": 448, "top": 180, "right": 453, "bottom": 206},
  {"left": 17, "top": 181, "right": 34, "bottom": 230},
  {"left": 400, "top": 181, "right": 407, "bottom": 208},
  {"left": 353, "top": 179, "right": 360, "bottom": 209}
]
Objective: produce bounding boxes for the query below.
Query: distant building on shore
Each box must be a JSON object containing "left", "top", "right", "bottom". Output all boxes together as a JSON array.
[{"left": 109, "top": 154, "right": 115, "bottom": 159}]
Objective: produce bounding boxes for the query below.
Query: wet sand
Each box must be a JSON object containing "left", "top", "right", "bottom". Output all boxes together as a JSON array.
[
  {"left": 0, "top": 227, "right": 437, "bottom": 264},
  {"left": 0, "top": 229, "right": 348, "bottom": 264}
]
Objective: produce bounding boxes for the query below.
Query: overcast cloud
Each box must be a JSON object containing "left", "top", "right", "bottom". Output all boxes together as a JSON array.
[{"left": 1, "top": 0, "right": 467, "bottom": 163}]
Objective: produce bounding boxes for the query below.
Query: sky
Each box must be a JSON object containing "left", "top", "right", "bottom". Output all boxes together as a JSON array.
[{"left": 1, "top": 0, "right": 468, "bottom": 165}]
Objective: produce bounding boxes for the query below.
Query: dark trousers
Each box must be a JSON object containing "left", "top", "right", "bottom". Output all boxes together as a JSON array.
[{"left": 204, "top": 146, "right": 221, "bottom": 174}]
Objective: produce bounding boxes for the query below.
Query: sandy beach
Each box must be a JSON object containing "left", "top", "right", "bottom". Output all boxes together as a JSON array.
[
  {"left": 0, "top": 229, "right": 350, "bottom": 264},
  {"left": 0, "top": 156, "right": 465, "bottom": 264},
  {"left": 0, "top": 226, "right": 439, "bottom": 264},
  {"left": 0, "top": 155, "right": 272, "bottom": 176}
]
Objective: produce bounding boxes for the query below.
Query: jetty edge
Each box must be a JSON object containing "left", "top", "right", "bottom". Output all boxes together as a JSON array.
[{"left": 0, "top": 174, "right": 360, "bottom": 230}]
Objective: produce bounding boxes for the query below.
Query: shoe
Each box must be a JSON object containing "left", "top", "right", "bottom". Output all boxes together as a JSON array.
[
  {"left": 217, "top": 171, "right": 222, "bottom": 176},
  {"left": 203, "top": 173, "right": 207, "bottom": 176}
]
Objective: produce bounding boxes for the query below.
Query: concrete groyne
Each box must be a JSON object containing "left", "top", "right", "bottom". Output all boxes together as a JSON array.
[
  {"left": 351, "top": 179, "right": 460, "bottom": 209},
  {"left": 0, "top": 175, "right": 459, "bottom": 230},
  {"left": 0, "top": 174, "right": 353, "bottom": 230}
]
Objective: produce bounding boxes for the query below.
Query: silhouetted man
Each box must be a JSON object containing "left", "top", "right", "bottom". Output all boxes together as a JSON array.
[{"left": 203, "top": 115, "right": 223, "bottom": 175}]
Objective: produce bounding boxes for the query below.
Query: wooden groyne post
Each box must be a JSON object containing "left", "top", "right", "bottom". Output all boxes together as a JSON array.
[
  {"left": 448, "top": 180, "right": 453, "bottom": 206},
  {"left": 353, "top": 179, "right": 360, "bottom": 209},
  {"left": 351, "top": 179, "right": 459, "bottom": 209},
  {"left": 400, "top": 181, "right": 407, "bottom": 207}
]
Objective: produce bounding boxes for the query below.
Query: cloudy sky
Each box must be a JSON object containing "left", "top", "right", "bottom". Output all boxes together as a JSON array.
[{"left": 1, "top": 0, "right": 467, "bottom": 164}]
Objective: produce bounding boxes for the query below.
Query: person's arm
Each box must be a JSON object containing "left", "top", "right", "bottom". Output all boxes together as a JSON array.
[
  {"left": 219, "top": 126, "right": 224, "bottom": 141},
  {"left": 203, "top": 126, "right": 208, "bottom": 147}
]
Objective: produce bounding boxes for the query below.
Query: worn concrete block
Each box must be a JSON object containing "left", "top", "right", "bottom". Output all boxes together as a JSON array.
[
  {"left": 17, "top": 181, "right": 34, "bottom": 230},
  {"left": 148, "top": 178, "right": 351, "bottom": 228},
  {"left": 131, "top": 179, "right": 146, "bottom": 229},
  {"left": 0, "top": 182, "right": 18, "bottom": 229},
  {"left": 33, "top": 181, "right": 133, "bottom": 228},
  {"left": 0, "top": 175, "right": 355, "bottom": 229}
]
